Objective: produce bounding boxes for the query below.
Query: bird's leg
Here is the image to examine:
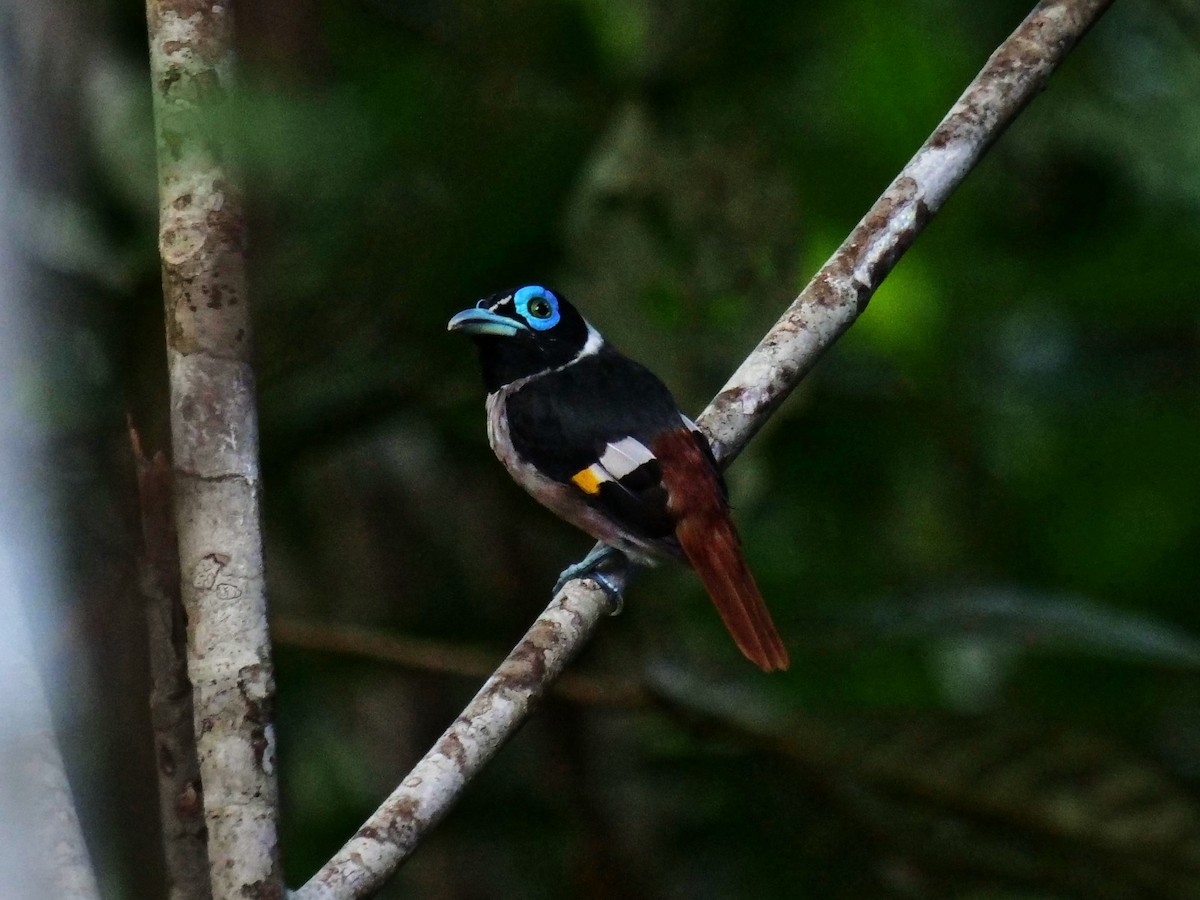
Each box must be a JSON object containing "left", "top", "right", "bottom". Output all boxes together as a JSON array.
[{"left": 554, "top": 545, "right": 633, "bottom": 614}]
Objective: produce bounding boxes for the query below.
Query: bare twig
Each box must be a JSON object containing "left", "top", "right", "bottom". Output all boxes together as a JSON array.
[
  {"left": 294, "top": 2, "right": 1115, "bottom": 897},
  {"left": 273, "top": 618, "right": 653, "bottom": 709},
  {"left": 131, "top": 427, "right": 212, "bottom": 900},
  {"left": 144, "top": 2, "right": 283, "bottom": 898}
]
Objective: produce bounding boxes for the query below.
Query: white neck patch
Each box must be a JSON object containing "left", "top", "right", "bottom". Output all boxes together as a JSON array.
[{"left": 577, "top": 321, "right": 604, "bottom": 360}]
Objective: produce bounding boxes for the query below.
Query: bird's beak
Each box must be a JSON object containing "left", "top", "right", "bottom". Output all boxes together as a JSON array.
[{"left": 447, "top": 307, "right": 526, "bottom": 337}]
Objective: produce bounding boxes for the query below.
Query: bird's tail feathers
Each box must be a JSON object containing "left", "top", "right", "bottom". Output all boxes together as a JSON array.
[{"left": 654, "top": 430, "right": 789, "bottom": 672}]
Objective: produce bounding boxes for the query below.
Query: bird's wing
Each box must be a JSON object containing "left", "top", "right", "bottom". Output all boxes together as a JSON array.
[
  {"left": 503, "top": 349, "right": 687, "bottom": 545},
  {"left": 504, "top": 349, "right": 788, "bottom": 671}
]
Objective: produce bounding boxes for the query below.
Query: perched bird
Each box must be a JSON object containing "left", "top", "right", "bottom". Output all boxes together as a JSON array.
[{"left": 448, "top": 284, "right": 788, "bottom": 671}]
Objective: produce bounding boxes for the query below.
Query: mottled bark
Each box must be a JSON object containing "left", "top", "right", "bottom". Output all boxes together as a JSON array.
[
  {"left": 144, "top": 2, "right": 283, "bottom": 899},
  {"left": 294, "top": 1, "right": 1117, "bottom": 897},
  {"left": 273, "top": 618, "right": 653, "bottom": 708},
  {"left": 294, "top": 583, "right": 616, "bottom": 900},
  {"left": 699, "top": 0, "right": 1117, "bottom": 462},
  {"left": 132, "top": 431, "right": 212, "bottom": 900}
]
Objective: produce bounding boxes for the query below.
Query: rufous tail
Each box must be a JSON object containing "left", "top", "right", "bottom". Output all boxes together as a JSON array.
[{"left": 654, "top": 430, "right": 789, "bottom": 672}]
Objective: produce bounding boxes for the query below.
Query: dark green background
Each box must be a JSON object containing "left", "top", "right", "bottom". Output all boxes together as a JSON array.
[{"left": 19, "top": 0, "right": 1200, "bottom": 897}]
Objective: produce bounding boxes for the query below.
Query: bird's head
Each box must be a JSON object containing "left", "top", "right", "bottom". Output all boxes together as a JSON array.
[{"left": 448, "top": 284, "right": 601, "bottom": 391}]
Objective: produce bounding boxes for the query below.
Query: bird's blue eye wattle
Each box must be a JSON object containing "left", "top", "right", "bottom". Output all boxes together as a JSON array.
[{"left": 514, "top": 285, "right": 560, "bottom": 331}]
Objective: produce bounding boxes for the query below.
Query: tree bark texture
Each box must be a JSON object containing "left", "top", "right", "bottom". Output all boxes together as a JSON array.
[
  {"left": 699, "top": 0, "right": 1117, "bottom": 463},
  {"left": 133, "top": 432, "right": 213, "bottom": 900},
  {"left": 295, "top": 584, "right": 614, "bottom": 900},
  {"left": 295, "top": 1, "right": 1117, "bottom": 897},
  {"left": 145, "top": 3, "right": 283, "bottom": 899}
]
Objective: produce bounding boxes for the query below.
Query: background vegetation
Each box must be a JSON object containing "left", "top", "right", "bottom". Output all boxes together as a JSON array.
[{"left": 13, "top": 0, "right": 1200, "bottom": 897}]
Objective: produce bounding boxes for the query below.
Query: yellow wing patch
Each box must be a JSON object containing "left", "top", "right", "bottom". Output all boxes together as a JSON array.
[{"left": 571, "top": 466, "right": 604, "bottom": 495}]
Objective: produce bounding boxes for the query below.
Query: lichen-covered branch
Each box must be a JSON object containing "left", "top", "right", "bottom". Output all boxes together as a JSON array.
[
  {"left": 145, "top": 3, "right": 283, "bottom": 899},
  {"left": 294, "top": 2, "right": 1114, "bottom": 897},
  {"left": 294, "top": 585, "right": 615, "bottom": 900},
  {"left": 699, "top": 0, "right": 1116, "bottom": 462},
  {"left": 131, "top": 429, "right": 212, "bottom": 900}
]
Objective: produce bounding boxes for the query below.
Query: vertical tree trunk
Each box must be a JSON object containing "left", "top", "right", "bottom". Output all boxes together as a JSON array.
[
  {"left": 144, "top": 3, "right": 283, "bottom": 898},
  {"left": 133, "top": 433, "right": 213, "bottom": 900}
]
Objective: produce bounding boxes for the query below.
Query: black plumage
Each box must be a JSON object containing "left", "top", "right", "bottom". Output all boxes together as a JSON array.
[
  {"left": 449, "top": 284, "right": 788, "bottom": 671},
  {"left": 503, "top": 347, "right": 720, "bottom": 545},
  {"left": 502, "top": 348, "right": 674, "bottom": 476}
]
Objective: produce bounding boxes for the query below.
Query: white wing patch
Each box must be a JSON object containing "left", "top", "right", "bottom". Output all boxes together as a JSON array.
[
  {"left": 570, "top": 437, "right": 657, "bottom": 495},
  {"left": 598, "top": 436, "right": 656, "bottom": 479}
]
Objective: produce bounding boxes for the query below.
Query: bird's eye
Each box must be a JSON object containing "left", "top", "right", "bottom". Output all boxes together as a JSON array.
[{"left": 514, "top": 285, "right": 560, "bottom": 330}]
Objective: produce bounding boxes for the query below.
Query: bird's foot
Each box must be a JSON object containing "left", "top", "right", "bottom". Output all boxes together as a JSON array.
[{"left": 554, "top": 546, "right": 630, "bottom": 615}]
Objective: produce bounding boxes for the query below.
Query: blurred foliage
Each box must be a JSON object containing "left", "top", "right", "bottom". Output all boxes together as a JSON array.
[{"left": 11, "top": 0, "right": 1200, "bottom": 897}]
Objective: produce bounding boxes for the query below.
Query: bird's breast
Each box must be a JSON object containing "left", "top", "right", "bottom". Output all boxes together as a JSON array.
[{"left": 485, "top": 386, "right": 572, "bottom": 510}]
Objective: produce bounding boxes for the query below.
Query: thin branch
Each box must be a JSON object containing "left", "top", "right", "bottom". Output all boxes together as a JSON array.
[
  {"left": 144, "top": 2, "right": 283, "bottom": 899},
  {"left": 275, "top": 616, "right": 1200, "bottom": 897},
  {"left": 272, "top": 618, "right": 653, "bottom": 710},
  {"left": 131, "top": 426, "right": 212, "bottom": 900},
  {"left": 697, "top": 0, "right": 1115, "bottom": 463},
  {"left": 294, "top": 1, "right": 1115, "bottom": 897},
  {"left": 294, "top": 586, "right": 615, "bottom": 900}
]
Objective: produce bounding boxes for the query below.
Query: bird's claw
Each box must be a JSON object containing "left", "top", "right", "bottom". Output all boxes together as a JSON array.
[{"left": 554, "top": 546, "right": 628, "bottom": 615}]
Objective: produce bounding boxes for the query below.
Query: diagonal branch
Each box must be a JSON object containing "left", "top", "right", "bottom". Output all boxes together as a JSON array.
[
  {"left": 697, "top": 0, "right": 1115, "bottom": 463},
  {"left": 294, "top": 1, "right": 1116, "bottom": 897}
]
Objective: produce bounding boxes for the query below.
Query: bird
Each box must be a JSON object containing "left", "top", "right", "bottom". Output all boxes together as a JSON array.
[{"left": 448, "top": 284, "right": 789, "bottom": 672}]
